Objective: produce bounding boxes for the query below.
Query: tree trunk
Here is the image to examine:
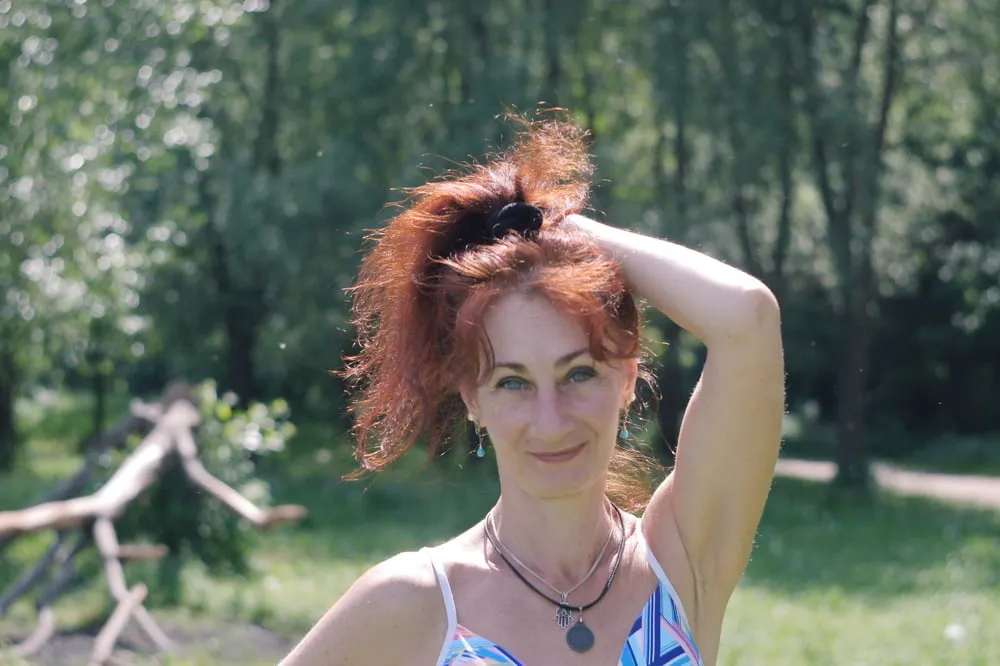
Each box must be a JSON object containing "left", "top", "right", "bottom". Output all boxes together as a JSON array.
[
  {"left": 224, "top": 307, "right": 260, "bottom": 406},
  {"left": 201, "top": 175, "right": 263, "bottom": 407},
  {"left": 833, "top": 273, "right": 872, "bottom": 487},
  {"left": 833, "top": 0, "right": 900, "bottom": 489},
  {"left": 218, "top": 2, "right": 281, "bottom": 407},
  {"left": 789, "top": 0, "right": 900, "bottom": 489},
  {"left": 253, "top": 1, "right": 282, "bottom": 178}
]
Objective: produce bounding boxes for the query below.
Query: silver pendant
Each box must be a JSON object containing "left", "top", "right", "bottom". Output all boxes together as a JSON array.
[
  {"left": 554, "top": 606, "right": 575, "bottom": 628},
  {"left": 566, "top": 619, "right": 595, "bottom": 653}
]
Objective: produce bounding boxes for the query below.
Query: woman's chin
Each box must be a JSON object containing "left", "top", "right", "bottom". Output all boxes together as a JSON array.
[{"left": 522, "top": 468, "right": 606, "bottom": 501}]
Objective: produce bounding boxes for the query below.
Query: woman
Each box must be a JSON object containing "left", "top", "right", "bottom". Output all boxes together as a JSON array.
[{"left": 280, "top": 115, "right": 784, "bottom": 666}]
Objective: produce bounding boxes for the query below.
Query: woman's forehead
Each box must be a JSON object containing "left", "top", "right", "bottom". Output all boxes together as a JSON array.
[{"left": 482, "top": 292, "right": 590, "bottom": 354}]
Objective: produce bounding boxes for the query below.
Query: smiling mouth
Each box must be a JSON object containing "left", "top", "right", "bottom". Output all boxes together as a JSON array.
[{"left": 528, "top": 442, "right": 586, "bottom": 463}]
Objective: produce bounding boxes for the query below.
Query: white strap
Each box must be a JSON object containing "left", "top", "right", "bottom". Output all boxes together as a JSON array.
[
  {"left": 635, "top": 521, "right": 694, "bottom": 633},
  {"left": 422, "top": 548, "right": 458, "bottom": 666}
]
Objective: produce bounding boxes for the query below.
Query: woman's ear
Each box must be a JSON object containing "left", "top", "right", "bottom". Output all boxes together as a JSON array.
[
  {"left": 621, "top": 358, "right": 639, "bottom": 410},
  {"left": 460, "top": 383, "right": 480, "bottom": 423}
]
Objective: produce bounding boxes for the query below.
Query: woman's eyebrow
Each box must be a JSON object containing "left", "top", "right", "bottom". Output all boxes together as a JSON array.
[{"left": 493, "top": 348, "right": 590, "bottom": 373}]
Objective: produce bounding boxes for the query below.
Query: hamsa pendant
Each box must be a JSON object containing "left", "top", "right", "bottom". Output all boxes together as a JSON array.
[{"left": 554, "top": 606, "right": 575, "bottom": 629}]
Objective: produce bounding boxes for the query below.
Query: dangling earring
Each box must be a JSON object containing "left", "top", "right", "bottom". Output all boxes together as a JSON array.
[
  {"left": 469, "top": 414, "right": 486, "bottom": 458},
  {"left": 475, "top": 426, "right": 486, "bottom": 458},
  {"left": 619, "top": 395, "right": 634, "bottom": 439}
]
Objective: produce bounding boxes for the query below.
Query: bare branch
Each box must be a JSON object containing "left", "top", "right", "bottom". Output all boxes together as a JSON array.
[
  {"left": 873, "top": 0, "right": 901, "bottom": 162},
  {"left": 0, "top": 404, "right": 157, "bottom": 556},
  {"left": 0, "top": 401, "right": 200, "bottom": 537},
  {"left": 0, "top": 532, "right": 68, "bottom": 616},
  {"left": 794, "top": 3, "right": 841, "bottom": 224},
  {"left": 36, "top": 531, "right": 92, "bottom": 608},
  {"left": 846, "top": 0, "right": 877, "bottom": 86},
  {"left": 87, "top": 584, "right": 148, "bottom": 666},
  {"left": 128, "top": 400, "right": 163, "bottom": 423},
  {"left": 116, "top": 544, "right": 169, "bottom": 561},
  {"left": 6, "top": 532, "right": 91, "bottom": 658},
  {"left": 0, "top": 381, "right": 301, "bottom": 659},
  {"left": 8, "top": 607, "right": 56, "bottom": 658},
  {"left": 176, "top": 428, "right": 306, "bottom": 530},
  {"left": 93, "top": 518, "right": 172, "bottom": 651},
  {"left": 840, "top": 0, "right": 879, "bottom": 226}
]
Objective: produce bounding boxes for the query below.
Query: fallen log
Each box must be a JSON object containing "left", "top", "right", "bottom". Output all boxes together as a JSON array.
[
  {"left": 0, "top": 382, "right": 307, "bottom": 662},
  {"left": 0, "top": 402, "right": 156, "bottom": 558}
]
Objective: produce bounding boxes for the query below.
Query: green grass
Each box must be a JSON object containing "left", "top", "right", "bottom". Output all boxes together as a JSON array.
[
  {"left": 892, "top": 432, "right": 1000, "bottom": 477},
  {"left": 722, "top": 479, "right": 1000, "bottom": 665},
  {"left": 2, "top": 392, "right": 999, "bottom": 664}
]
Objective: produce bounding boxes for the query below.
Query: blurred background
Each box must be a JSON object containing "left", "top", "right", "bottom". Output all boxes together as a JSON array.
[{"left": 1, "top": 0, "right": 998, "bottom": 664}]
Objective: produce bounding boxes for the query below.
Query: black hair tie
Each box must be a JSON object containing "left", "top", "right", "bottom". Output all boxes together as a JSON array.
[
  {"left": 486, "top": 202, "right": 544, "bottom": 241},
  {"left": 445, "top": 202, "right": 544, "bottom": 255}
]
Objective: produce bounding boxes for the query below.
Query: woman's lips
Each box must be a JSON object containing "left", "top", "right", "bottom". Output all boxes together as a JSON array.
[{"left": 529, "top": 441, "right": 586, "bottom": 463}]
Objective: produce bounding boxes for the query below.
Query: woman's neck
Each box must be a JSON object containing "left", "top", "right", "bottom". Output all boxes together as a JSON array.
[{"left": 488, "top": 490, "right": 619, "bottom": 592}]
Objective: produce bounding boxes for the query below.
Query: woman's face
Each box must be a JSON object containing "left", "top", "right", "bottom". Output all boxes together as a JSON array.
[{"left": 464, "top": 291, "right": 637, "bottom": 501}]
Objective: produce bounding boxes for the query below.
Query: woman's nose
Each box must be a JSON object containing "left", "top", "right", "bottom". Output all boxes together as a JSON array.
[{"left": 531, "top": 388, "right": 573, "bottom": 442}]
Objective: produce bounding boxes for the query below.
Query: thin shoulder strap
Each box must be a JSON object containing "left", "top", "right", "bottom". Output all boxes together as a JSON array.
[
  {"left": 421, "top": 547, "right": 458, "bottom": 666},
  {"left": 635, "top": 521, "right": 694, "bottom": 633}
]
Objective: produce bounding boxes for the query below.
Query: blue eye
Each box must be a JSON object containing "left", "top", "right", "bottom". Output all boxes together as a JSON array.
[
  {"left": 496, "top": 377, "right": 528, "bottom": 391},
  {"left": 566, "top": 367, "right": 597, "bottom": 383}
]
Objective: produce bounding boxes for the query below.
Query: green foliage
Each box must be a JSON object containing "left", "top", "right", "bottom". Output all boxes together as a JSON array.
[
  {"left": 1, "top": 0, "right": 999, "bottom": 467},
  {"left": 113, "top": 380, "right": 296, "bottom": 606}
]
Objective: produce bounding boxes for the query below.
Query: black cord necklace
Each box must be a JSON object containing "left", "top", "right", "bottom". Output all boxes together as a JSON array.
[{"left": 483, "top": 503, "right": 627, "bottom": 653}]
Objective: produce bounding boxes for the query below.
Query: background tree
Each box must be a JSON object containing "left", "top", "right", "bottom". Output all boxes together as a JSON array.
[{"left": 0, "top": 0, "right": 997, "bottom": 483}]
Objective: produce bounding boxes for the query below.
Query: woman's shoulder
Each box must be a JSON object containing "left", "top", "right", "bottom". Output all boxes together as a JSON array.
[
  {"left": 346, "top": 549, "right": 450, "bottom": 622},
  {"left": 373, "top": 521, "right": 486, "bottom": 592},
  {"left": 421, "top": 520, "right": 491, "bottom": 570},
  {"left": 278, "top": 549, "right": 446, "bottom": 665},
  {"left": 364, "top": 549, "right": 441, "bottom": 588}
]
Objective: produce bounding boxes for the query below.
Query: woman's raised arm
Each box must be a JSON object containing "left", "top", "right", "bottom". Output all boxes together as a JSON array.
[{"left": 564, "top": 213, "right": 784, "bottom": 601}]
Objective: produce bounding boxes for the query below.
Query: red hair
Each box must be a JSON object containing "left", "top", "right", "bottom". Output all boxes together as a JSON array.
[{"left": 341, "top": 113, "right": 663, "bottom": 511}]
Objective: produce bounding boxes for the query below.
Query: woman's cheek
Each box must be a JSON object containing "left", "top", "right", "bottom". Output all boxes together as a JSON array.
[
  {"left": 484, "top": 395, "right": 528, "bottom": 430},
  {"left": 569, "top": 382, "right": 617, "bottom": 414}
]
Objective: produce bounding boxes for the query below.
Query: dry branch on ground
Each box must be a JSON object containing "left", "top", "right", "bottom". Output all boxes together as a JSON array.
[{"left": 0, "top": 383, "right": 307, "bottom": 665}]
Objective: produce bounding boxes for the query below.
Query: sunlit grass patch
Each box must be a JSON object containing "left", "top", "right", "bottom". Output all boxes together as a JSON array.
[{"left": 718, "top": 478, "right": 1000, "bottom": 665}]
